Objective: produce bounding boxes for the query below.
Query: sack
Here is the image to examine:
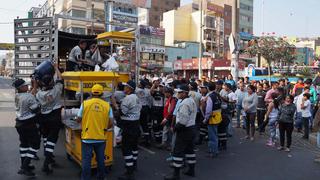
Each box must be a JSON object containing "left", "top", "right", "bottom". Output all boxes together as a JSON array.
[
  {"left": 91, "top": 48, "right": 102, "bottom": 64},
  {"left": 94, "top": 64, "right": 101, "bottom": 71},
  {"left": 209, "top": 110, "right": 222, "bottom": 125}
]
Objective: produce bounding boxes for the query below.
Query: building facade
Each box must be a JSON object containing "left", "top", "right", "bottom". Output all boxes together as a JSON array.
[
  {"left": 238, "top": 0, "right": 253, "bottom": 34},
  {"left": 149, "top": 0, "right": 180, "bottom": 27}
]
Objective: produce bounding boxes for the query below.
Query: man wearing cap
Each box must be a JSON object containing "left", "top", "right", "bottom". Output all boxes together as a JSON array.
[
  {"left": 35, "top": 63, "right": 63, "bottom": 174},
  {"left": 165, "top": 84, "right": 197, "bottom": 180},
  {"left": 77, "top": 84, "right": 113, "bottom": 180},
  {"left": 13, "top": 79, "right": 40, "bottom": 177},
  {"left": 150, "top": 77, "right": 165, "bottom": 144},
  {"left": 118, "top": 80, "right": 141, "bottom": 180},
  {"left": 198, "top": 83, "right": 209, "bottom": 144},
  {"left": 136, "top": 79, "right": 152, "bottom": 146}
]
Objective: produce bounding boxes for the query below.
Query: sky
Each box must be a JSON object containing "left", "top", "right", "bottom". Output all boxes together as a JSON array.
[{"left": 0, "top": 0, "right": 320, "bottom": 43}]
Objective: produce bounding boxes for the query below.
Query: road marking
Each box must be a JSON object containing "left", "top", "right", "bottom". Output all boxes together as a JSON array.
[{"left": 138, "top": 145, "right": 156, "bottom": 155}]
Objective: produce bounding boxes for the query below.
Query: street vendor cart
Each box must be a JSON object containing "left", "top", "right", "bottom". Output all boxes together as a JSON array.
[{"left": 62, "top": 71, "right": 129, "bottom": 168}]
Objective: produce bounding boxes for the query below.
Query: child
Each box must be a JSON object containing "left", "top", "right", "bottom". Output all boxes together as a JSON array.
[
  {"left": 301, "top": 93, "right": 312, "bottom": 139},
  {"left": 265, "top": 93, "right": 279, "bottom": 147},
  {"left": 277, "top": 95, "right": 296, "bottom": 152},
  {"left": 13, "top": 79, "right": 40, "bottom": 177}
]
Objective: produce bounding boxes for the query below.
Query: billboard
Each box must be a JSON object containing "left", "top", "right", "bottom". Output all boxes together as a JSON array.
[
  {"left": 139, "top": 25, "right": 165, "bottom": 37},
  {"left": 140, "top": 45, "right": 165, "bottom": 54},
  {"left": 114, "top": 0, "right": 151, "bottom": 9}
]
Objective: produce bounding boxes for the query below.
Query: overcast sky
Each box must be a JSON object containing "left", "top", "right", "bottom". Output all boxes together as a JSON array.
[{"left": 0, "top": 0, "right": 320, "bottom": 43}]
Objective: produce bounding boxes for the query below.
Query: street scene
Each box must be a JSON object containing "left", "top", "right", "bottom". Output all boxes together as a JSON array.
[{"left": 1, "top": 0, "right": 320, "bottom": 180}]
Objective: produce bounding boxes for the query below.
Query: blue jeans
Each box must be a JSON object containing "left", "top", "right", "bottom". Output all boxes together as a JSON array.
[
  {"left": 208, "top": 125, "right": 218, "bottom": 154},
  {"left": 295, "top": 112, "right": 303, "bottom": 129},
  {"left": 81, "top": 142, "right": 106, "bottom": 180}
]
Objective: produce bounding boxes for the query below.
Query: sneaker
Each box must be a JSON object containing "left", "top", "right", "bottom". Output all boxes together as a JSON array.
[
  {"left": 277, "top": 146, "right": 284, "bottom": 151},
  {"left": 284, "top": 148, "right": 291, "bottom": 152},
  {"left": 245, "top": 135, "right": 250, "bottom": 139},
  {"left": 266, "top": 140, "right": 273, "bottom": 147},
  {"left": 250, "top": 137, "right": 254, "bottom": 141}
]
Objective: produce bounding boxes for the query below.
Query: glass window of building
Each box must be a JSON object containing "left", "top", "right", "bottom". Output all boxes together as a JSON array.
[
  {"left": 70, "top": 9, "right": 86, "bottom": 18},
  {"left": 177, "top": 56, "right": 182, "bottom": 60},
  {"left": 71, "top": 27, "right": 86, "bottom": 34}
]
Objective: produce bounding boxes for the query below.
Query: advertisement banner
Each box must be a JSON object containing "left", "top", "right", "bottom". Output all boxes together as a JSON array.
[
  {"left": 114, "top": 0, "right": 151, "bottom": 9},
  {"left": 174, "top": 61, "right": 182, "bottom": 70},
  {"left": 140, "top": 45, "right": 165, "bottom": 54},
  {"left": 207, "top": 3, "right": 224, "bottom": 16},
  {"left": 113, "top": 13, "right": 138, "bottom": 24},
  {"left": 140, "top": 25, "right": 165, "bottom": 37}
]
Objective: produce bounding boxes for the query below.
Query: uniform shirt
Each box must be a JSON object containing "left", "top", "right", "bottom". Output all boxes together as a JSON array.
[
  {"left": 36, "top": 81, "right": 63, "bottom": 114},
  {"left": 120, "top": 93, "right": 141, "bottom": 121},
  {"left": 15, "top": 92, "right": 39, "bottom": 120},
  {"left": 189, "top": 90, "right": 202, "bottom": 111},
  {"left": 78, "top": 102, "right": 113, "bottom": 143},
  {"left": 301, "top": 100, "right": 312, "bottom": 118},
  {"left": 136, "top": 88, "right": 151, "bottom": 107},
  {"left": 176, "top": 97, "right": 197, "bottom": 127},
  {"left": 113, "top": 90, "right": 126, "bottom": 105},
  {"left": 173, "top": 99, "right": 182, "bottom": 116},
  {"left": 152, "top": 90, "right": 164, "bottom": 107},
  {"left": 68, "top": 45, "right": 83, "bottom": 63}
]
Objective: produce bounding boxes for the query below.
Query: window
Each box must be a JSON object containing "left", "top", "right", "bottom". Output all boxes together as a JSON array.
[
  {"left": 71, "top": 27, "right": 86, "bottom": 34},
  {"left": 94, "top": 9, "right": 105, "bottom": 22},
  {"left": 205, "top": 16, "right": 216, "bottom": 28},
  {"left": 165, "top": 55, "right": 168, "bottom": 61},
  {"left": 177, "top": 56, "right": 182, "bottom": 60},
  {"left": 70, "top": 9, "right": 86, "bottom": 18}
]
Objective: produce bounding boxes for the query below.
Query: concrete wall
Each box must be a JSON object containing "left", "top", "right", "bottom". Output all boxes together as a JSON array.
[{"left": 165, "top": 42, "right": 199, "bottom": 62}]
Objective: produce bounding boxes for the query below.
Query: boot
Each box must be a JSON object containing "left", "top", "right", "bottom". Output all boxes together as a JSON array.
[
  {"left": 118, "top": 167, "right": 135, "bottom": 180},
  {"left": 164, "top": 167, "right": 180, "bottom": 180},
  {"left": 42, "top": 157, "right": 53, "bottom": 175},
  {"left": 183, "top": 164, "right": 195, "bottom": 177},
  {"left": 18, "top": 157, "right": 35, "bottom": 177}
]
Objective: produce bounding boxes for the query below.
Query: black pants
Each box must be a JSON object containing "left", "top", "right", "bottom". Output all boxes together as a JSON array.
[
  {"left": 40, "top": 108, "right": 62, "bottom": 158},
  {"left": 302, "top": 117, "right": 310, "bottom": 139},
  {"left": 279, "top": 122, "right": 293, "bottom": 148},
  {"left": 121, "top": 120, "right": 140, "bottom": 172},
  {"left": 246, "top": 113, "right": 256, "bottom": 137},
  {"left": 140, "top": 106, "right": 151, "bottom": 142},
  {"left": 256, "top": 109, "right": 266, "bottom": 131},
  {"left": 151, "top": 106, "right": 163, "bottom": 143},
  {"left": 172, "top": 126, "right": 196, "bottom": 169},
  {"left": 16, "top": 117, "right": 41, "bottom": 168},
  {"left": 194, "top": 112, "right": 203, "bottom": 144},
  {"left": 218, "top": 112, "right": 229, "bottom": 150}
]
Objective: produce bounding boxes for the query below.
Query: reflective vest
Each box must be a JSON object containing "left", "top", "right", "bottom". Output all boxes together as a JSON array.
[{"left": 81, "top": 98, "right": 110, "bottom": 140}]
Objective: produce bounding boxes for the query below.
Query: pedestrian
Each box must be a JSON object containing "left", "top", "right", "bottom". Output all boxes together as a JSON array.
[
  {"left": 292, "top": 77, "right": 304, "bottom": 96},
  {"left": 265, "top": 82, "right": 279, "bottom": 104},
  {"left": 256, "top": 83, "right": 267, "bottom": 133},
  {"left": 77, "top": 84, "right": 113, "bottom": 180},
  {"left": 136, "top": 80, "right": 152, "bottom": 147},
  {"left": 150, "top": 77, "right": 165, "bottom": 144},
  {"left": 265, "top": 93, "right": 280, "bottom": 146},
  {"left": 164, "top": 84, "right": 197, "bottom": 180},
  {"left": 198, "top": 83, "right": 209, "bottom": 144},
  {"left": 304, "top": 79, "right": 317, "bottom": 129},
  {"left": 118, "top": 80, "right": 142, "bottom": 180},
  {"left": 242, "top": 85, "right": 258, "bottom": 141},
  {"left": 235, "top": 82, "right": 247, "bottom": 128},
  {"left": 219, "top": 83, "right": 237, "bottom": 149},
  {"left": 225, "top": 74, "right": 236, "bottom": 91},
  {"left": 301, "top": 93, "right": 312, "bottom": 139},
  {"left": 204, "top": 82, "right": 222, "bottom": 158},
  {"left": 188, "top": 82, "right": 202, "bottom": 145},
  {"left": 35, "top": 63, "right": 63, "bottom": 174},
  {"left": 277, "top": 95, "right": 296, "bottom": 152},
  {"left": 294, "top": 87, "right": 310, "bottom": 132},
  {"left": 13, "top": 79, "right": 40, "bottom": 177}
]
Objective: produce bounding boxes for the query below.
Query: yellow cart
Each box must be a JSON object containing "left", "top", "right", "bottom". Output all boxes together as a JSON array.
[{"left": 62, "top": 71, "right": 129, "bottom": 168}]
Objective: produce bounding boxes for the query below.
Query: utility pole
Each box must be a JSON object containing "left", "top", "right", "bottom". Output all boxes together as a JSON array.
[
  {"left": 198, "top": 0, "right": 203, "bottom": 79},
  {"left": 231, "top": 0, "right": 239, "bottom": 82},
  {"left": 91, "top": 3, "right": 94, "bottom": 35},
  {"left": 106, "top": 0, "right": 114, "bottom": 32}
]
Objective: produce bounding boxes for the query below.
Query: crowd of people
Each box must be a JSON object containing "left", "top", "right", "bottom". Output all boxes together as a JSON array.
[{"left": 13, "top": 64, "right": 320, "bottom": 180}]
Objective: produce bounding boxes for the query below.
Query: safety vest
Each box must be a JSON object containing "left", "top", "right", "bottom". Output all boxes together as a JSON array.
[
  {"left": 208, "top": 92, "right": 222, "bottom": 125},
  {"left": 81, "top": 98, "right": 110, "bottom": 140}
]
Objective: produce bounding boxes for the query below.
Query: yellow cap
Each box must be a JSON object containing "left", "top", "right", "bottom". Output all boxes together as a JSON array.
[{"left": 91, "top": 84, "right": 103, "bottom": 95}]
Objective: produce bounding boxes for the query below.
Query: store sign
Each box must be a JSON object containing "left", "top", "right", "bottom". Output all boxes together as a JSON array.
[
  {"left": 65, "top": 80, "right": 113, "bottom": 92},
  {"left": 140, "top": 45, "right": 165, "bottom": 54},
  {"left": 113, "top": 39, "right": 133, "bottom": 45},
  {"left": 174, "top": 61, "right": 182, "bottom": 70},
  {"left": 114, "top": 0, "right": 151, "bottom": 9},
  {"left": 113, "top": 13, "right": 138, "bottom": 24},
  {"left": 207, "top": 3, "right": 224, "bottom": 16},
  {"left": 140, "top": 25, "right": 165, "bottom": 37}
]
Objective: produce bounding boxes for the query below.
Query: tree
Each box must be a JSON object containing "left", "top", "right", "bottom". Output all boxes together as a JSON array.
[{"left": 246, "top": 36, "right": 296, "bottom": 82}]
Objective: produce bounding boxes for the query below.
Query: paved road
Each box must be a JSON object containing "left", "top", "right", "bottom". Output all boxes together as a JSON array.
[{"left": 0, "top": 76, "right": 319, "bottom": 180}]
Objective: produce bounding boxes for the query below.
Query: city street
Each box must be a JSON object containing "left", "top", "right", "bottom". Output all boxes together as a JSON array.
[{"left": 0, "top": 77, "right": 319, "bottom": 180}]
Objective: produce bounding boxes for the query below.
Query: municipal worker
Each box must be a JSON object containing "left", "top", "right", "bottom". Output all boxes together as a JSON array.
[
  {"left": 77, "top": 84, "right": 113, "bottom": 180},
  {"left": 136, "top": 79, "right": 152, "bottom": 147},
  {"left": 35, "top": 63, "right": 63, "bottom": 174},
  {"left": 150, "top": 77, "right": 165, "bottom": 144},
  {"left": 13, "top": 79, "right": 40, "bottom": 177},
  {"left": 165, "top": 84, "right": 197, "bottom": 180},
  {"left": 118, "top": 80, "right": 142, "bottom": 180}
]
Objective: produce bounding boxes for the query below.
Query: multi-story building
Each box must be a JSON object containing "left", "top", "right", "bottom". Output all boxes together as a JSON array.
[
  {"left": 238, "top": 0, "right": 253, "bottom": 34},
  {"left": 149, "top": 0, "right": 180, "bottom": 27}
]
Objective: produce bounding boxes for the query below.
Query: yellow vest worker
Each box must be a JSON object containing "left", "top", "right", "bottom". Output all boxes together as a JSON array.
[{"left": 77, "top": 84, "right": 113, "bottom": 180}]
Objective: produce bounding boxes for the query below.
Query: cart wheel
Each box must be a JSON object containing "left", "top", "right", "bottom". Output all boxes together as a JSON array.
[{"left": 66, "top": 153, "right": 72, "bottom": 161}]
